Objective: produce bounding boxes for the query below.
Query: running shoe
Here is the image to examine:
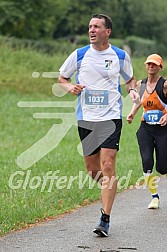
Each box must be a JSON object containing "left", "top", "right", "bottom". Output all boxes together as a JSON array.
[
  {"left": 93, "top": 209, "right": 110, "bottom": 237},
  {"left": 148, "top": 197, "right": 160, "bottom": 209}
]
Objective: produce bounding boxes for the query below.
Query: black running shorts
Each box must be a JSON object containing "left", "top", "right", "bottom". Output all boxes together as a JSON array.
[{"left": 78, "top": 119, "right": 122, "bottom": 156}]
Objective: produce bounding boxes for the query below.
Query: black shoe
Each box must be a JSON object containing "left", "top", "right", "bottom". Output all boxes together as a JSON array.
[{"left": 93, "top": 209, "right": 110, "bottom": 237}]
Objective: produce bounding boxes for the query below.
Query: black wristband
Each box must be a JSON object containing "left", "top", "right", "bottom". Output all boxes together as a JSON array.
[{"left": 128, "top": 88, "right": 137, "bottom": 93}]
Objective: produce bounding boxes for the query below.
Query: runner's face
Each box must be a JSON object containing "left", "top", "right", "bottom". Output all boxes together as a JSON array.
[
  {"left": 146, "top": 62, "right": 161, "bottom": 75},
  {"left": 88, "top": 18, "right": 111, "bottom": 46}
]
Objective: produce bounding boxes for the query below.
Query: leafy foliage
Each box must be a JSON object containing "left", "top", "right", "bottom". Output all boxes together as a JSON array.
[
  {"left": 0, "top": 0, "right": 167, "bottom": 55},
  {"left": 0, "top": 0, "right": 57, "bottom": 39}
]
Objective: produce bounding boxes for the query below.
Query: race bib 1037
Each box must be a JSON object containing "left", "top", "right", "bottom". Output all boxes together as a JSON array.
[{"left": 85, "top": 90, "right": 109, "bottom": 108}]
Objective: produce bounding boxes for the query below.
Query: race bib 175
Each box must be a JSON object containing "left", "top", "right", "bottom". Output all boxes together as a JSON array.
[{"left": 144, "top": 110, "right": 163, "bottom": 124}]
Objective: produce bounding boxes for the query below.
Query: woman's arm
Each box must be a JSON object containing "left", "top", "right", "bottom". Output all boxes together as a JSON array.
[
  {"left": 163, "top": 80, "right": 167, "bottom": 97},
  {"left": 126, "top": 102, "right": 142, "bottom": 123},
  {"left": 126, "top": 80, "right": 142, "bottom": 123}
]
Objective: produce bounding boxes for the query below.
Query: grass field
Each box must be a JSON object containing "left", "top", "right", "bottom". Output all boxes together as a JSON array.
[{"left": 0, "top": 45, "right": 166, "bottom": 236}]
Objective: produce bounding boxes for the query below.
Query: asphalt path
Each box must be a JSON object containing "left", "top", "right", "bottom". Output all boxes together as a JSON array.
[{"left": 0, "top": 176, "right": 167, "bottom": 252}]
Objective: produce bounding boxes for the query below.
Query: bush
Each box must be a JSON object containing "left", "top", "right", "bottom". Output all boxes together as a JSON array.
[
  {"left": 125, "top": 36, "right": 157, "bottom": 57},
  {"left": 109, "top": 38, "right": 124, "bottom": 48},
  {"left": 0, "top": 36, "right": 77, "bottom": 55}
]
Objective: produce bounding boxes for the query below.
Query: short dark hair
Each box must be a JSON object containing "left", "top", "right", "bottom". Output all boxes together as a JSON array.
[{"left": 91, "top": 14, "right": 112, "bottom": 29}]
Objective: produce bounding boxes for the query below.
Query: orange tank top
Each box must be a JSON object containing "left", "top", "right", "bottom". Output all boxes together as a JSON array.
[{"left": 141, "top": 77, "right": 167, "bottom": 123}]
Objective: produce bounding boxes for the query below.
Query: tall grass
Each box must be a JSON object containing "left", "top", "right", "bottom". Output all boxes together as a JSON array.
[{"left": 0, "top": 45, "right": 166, "bottom": 236}]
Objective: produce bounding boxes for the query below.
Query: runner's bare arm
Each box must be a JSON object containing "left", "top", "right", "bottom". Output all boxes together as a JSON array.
[
  {"left": 163, "top": 80, "right": 167, "bottom": 97},
  {"left": 58, "top": 75, "right": 85, "bottom": 95},
  {"left": 159, "top": 79, "right": 167, "bottom": 126},
  {"left": 126, "top": 80, "right": 142, "bottom": 123},
  {"left": 125, "top": 77, "right": 140, "bottom": 104}
]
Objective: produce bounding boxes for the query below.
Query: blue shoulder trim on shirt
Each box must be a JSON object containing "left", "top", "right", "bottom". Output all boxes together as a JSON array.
[
  {"left": 111, "top": 45, "right": 131, "bottom": 82},
  {"left": 77, "top": 45, "right": 90, "bottom": 62},
  {"left": 76, "top": 45, "right": 90, "bottom": 83},
  {"left": 111, "top": 45, "right": 125, "bottom": 60},
  {"left": 76, "top": 46, "right": 90, "bottom": 120}
]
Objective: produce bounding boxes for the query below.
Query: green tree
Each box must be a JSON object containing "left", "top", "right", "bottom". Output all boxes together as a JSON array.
[
  {"left": 52, "top": 0, "right": 110, "bottom": 38},
  {"left": 1, "top": 0, "right": 167, "bottom": 57},
  {"left": 0, "top": 0, "right": 57, "bottom": 39}
]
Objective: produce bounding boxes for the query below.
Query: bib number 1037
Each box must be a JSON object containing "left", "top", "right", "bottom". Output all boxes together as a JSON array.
[{"left": 85, "top": 90, "right": 109, "bottom": 107}]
